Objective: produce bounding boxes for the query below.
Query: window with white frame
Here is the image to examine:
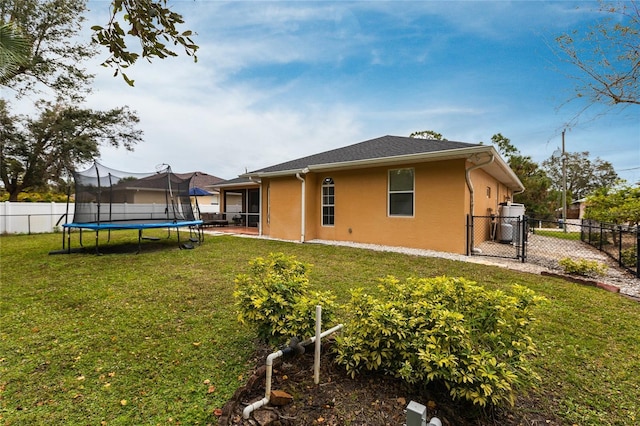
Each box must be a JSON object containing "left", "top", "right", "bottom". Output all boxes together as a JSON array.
[
  {"left": 388, "top": 168, "right": 414, "bottom": 216},
  {"left": 322, "top": 177, "right": 335, "bottom": 226}
]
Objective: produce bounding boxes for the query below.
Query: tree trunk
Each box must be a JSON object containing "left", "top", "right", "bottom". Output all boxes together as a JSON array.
[{"left": 6, "top": 182, "right": 21, "bottom": 202}]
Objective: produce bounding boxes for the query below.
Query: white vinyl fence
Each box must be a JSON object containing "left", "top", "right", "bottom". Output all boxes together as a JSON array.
[
  {"left": 1, "top": 201, "right": 208, "bottom": 234},
  {"left": 1, "top": 202, "right": 72, "bottom": 234}
]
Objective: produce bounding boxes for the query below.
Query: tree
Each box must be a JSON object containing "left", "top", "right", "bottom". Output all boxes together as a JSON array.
[
  {"left": 92, "top": 0, "right": 198, "bottom": 86},
  {"left": 1, "top": 0, "right": 198, "bottom": 91},
  {"left": 490, "top": 133, "right": 519, "bottom": 158},
  {"left": 542, "top": 151, "right": 619, "bottom": 201},
  {"left": 0, "top": 21, "right": 31, "bottom": 84},
  {"left": 409, "top": 130, "right": 446, "bottom": 140},
  {"left": 0, "top": 99, "right": 142, "bottom": 201},
  {"left": 491, "top": 134, "right": 555, "bottom": 219},
  {"left": 584, "top": 184, "right": 640, "bottom": 226},
  {"left": 1, "top": 0, "right": 197, "bottom": 197},
  {"left": 555, "top": 0, "right": 640, "bottom": 108},
  {"left": 0, "top": 0, "right": 95, "bottom": 100}
]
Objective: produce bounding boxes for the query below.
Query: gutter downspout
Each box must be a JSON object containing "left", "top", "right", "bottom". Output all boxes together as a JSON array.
[
  {"left": 465, "top": 154, "right": 495, "bottom": 254},
  {"left": 512, "top": 187, "right": 525, "bottom": 198},
  {"left": 295, "top": 168, "right": 309, "bottom": 243}
]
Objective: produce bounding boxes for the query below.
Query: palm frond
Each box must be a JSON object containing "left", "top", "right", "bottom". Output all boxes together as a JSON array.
[{"left": 0, "top": 22, "right": 32, "bottom": 85}]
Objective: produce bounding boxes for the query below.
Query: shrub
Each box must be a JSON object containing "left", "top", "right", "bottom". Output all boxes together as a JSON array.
[
  {"left": 333, "top": 276, "right": 546, "bottom": 407},
  {"left": 0, "top": 192, "right": 68, "bottom": 202},
  {"left": 621, "top": 247, "right": 637, "bottom": 267},
  {"left": 586, "top": 232, "right": 611, "bottom": 246},
  {"left": 558, "top": 257, "right": 608, "bottom": 277},
  {"left": 234, "top": 252, "right": 336, "bottom": 344}
]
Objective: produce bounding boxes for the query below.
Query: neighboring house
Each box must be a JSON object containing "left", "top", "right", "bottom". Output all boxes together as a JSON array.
[
  {"left": 178, "top": 172, "right": 226, "bottom": 213},
  {"left": 105, "top": 171, "right": 225, "bottom": 213},
  {"left": 567, "top": 198, "right": 587, "bottom": 220},
  {"left": 215, "top": 135, "right": 524, "bottom": 255}
]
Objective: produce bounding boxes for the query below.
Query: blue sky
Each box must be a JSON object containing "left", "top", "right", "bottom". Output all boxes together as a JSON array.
[{"left": 81, "top": 1, "right": 639, "bottom": 183}]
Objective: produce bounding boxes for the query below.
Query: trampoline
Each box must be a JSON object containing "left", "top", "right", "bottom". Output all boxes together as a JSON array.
[{"left": 51, "top": 162, "right": 203, "bottom": 254}]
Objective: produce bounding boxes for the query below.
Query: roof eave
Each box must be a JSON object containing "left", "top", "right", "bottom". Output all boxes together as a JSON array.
[
  {"left": 481, "top": 148, "right": 525, "bottom": 192},
  {"left": 213, "top": 181, "right": 260, "bottom": 189}
]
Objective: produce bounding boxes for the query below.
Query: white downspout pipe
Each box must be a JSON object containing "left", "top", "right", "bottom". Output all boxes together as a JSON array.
[
  {"left": 512, "top": 187, "right": 525, "bottom": 198},
  {"left": 465, "top": 154, "right": 494, "bottom": 254},
  {"left": 295, "top": 169, "right": 308, "bottom": 243}
]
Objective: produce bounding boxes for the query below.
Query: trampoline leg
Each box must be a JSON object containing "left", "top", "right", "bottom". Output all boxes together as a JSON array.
[
  {"left": 137, "top": 229, "right": 142, "bottom": 254},
  {"left": 188, "top": 226, "right": 201, "bottom": 244},
  {"left": 95, "top": 230, "right": 101, "bottom": 255}
]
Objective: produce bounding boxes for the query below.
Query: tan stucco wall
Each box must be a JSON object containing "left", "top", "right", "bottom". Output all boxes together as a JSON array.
[
  {"left": 131, "top": 191, "right": 168, "bottom": 204},
  {"left": 107, "top": 190, "right": 166, "bottom": 204},
  {"left": 263, "top": 177, "right": 304, "bottom": 241},
  {"left": 262, "top": 159, "right": 498, "bottom": 254}
]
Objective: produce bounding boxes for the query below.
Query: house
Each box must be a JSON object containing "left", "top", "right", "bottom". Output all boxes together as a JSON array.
[
  {"left": 567, "top": 198, "right": 587, "bottom": 220},
  {"left": 215, "top": 135, "right": 524, "bottom": 255},
  {"left": 179, "top": 172, "right": 226, "bottom": 213},
  {"left": 105, "top": 171, "right": 225, "bottom": 213}
]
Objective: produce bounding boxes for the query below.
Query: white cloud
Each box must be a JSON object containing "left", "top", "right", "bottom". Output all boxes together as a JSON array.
[{"left": 12, "top": 1, "right": 635, "bottom": 186}]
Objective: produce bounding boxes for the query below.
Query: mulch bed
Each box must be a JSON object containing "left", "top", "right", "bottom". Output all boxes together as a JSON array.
[{"left": 218, "top": 341, "right": 561, "bottom": 426}]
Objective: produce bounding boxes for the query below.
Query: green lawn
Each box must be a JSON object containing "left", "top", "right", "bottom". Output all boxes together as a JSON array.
[
  {"left": 1, "top": 231, "right": 639, "bottom": 425},
  {"left": 532, "top": 229, "right": 582, "bottom": 240}
]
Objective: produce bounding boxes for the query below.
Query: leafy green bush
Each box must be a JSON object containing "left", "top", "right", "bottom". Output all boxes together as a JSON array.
[
  {"left": 586, "top": 232, "right": 611, "bottom": 246},
  {"left": 333, "top": 276, "right": 545, "bottom": 407},
  {"left": 234, "top": 252, "right": 336, "bottom": 344},
  {"left": 558, "top": 257, "right": 608, "bottom": 277},
  {"left": 621, "top": 247, "right": 637, "bottom": 267},
  {"left": 0, "top": 191, "right": 68, "bottom": 202}
]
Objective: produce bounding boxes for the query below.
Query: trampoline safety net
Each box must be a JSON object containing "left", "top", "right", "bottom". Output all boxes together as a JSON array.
[{"left": 71, "top": 162, "right": 197, "bottom": 225}]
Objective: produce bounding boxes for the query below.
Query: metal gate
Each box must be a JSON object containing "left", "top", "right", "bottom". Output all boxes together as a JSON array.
[{"left": 468, "top": 215, "right": 528, "bottom": 262}]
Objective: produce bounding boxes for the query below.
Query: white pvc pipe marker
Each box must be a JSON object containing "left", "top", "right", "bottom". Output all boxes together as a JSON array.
[{"left": 314, "top": 305, "right": 322, "bottom": 384}]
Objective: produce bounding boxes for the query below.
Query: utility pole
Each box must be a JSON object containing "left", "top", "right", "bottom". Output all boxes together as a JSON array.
[{"left": 562, "top": 129, "right": 567, "bottom": 233}]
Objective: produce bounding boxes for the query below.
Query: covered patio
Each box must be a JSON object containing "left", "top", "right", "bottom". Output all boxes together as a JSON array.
[
  {"left": 201, "top": 223, "right": 260, "bottom": 236},
  {"left": 212, "top": 176, "right": 262, "bottom": 235}
]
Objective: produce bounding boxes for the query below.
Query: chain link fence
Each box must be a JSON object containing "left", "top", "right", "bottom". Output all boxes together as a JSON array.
[
  {"left": 469, "top": 215, "right": 527, "bottom": 261},
  {"left": 580, "top": 219, "right": 639, "bottom": 277},
  {"left": 471, "top": 215, "right": 639, "bottom": 278},
  {"left": 526, "top": 217, "right": 638, "bottom": 278}
]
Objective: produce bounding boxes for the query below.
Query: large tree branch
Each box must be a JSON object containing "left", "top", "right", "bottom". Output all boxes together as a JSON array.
[{"left": 555, "top": 0, "right": 640, "bottom": 111}]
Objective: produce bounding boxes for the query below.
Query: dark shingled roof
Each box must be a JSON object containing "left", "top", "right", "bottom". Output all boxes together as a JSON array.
[
  {"left": 174, "top": 172, "right": 225, "bottom": 189},
  {"left": 116, "top": 171, "right": 224, "bottom": 191},
  {"left": 249, "top": 135, "right": 479, "bottom": 174}
]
